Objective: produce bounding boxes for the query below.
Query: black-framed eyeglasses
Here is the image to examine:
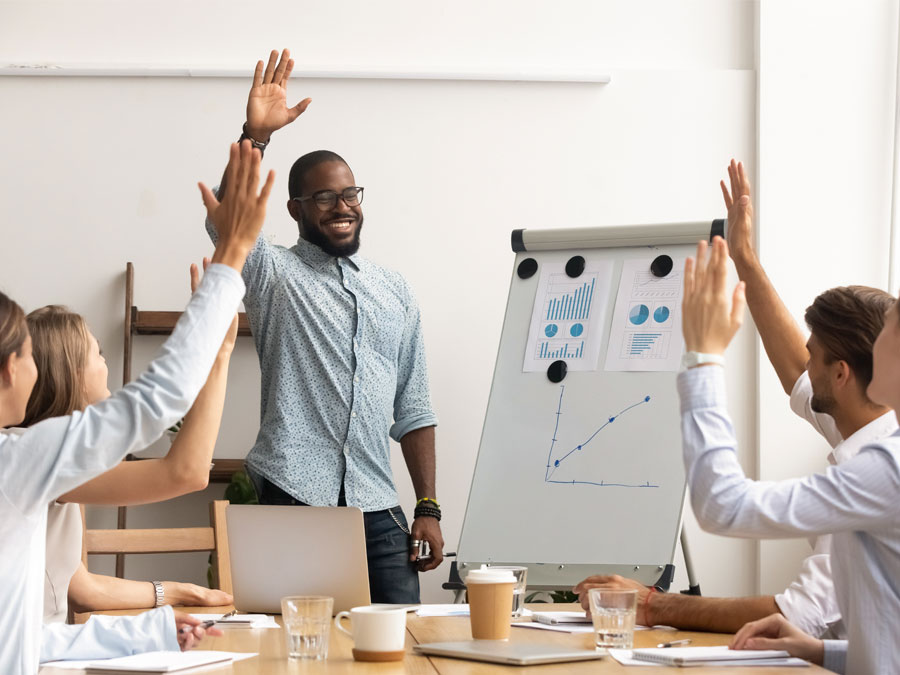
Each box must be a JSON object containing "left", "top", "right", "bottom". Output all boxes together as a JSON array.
[{"left": 293, "top": 186, "right": 364, "bottom": 212}]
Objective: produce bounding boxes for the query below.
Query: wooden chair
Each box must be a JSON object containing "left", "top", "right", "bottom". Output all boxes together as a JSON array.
[{"left": 80, "top": 500, "right": 233, "bottom": 606}]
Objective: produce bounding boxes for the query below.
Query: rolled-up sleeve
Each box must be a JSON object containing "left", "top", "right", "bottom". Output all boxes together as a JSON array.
[{"left": 390, "top": 294, "right": 438, "bottom": 441}]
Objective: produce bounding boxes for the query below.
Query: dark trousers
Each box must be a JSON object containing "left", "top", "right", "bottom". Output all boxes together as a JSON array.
[{"left": 254, "top": 476, "right": 421, "bottom": 604}]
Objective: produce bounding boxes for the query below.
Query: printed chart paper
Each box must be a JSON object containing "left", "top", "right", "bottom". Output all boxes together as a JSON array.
[
  {"left": 523, "top": 261, "right": 614, "bottom": 372},
  {"left": 604, "top": 258, "right": 685, "bottom": 372}
]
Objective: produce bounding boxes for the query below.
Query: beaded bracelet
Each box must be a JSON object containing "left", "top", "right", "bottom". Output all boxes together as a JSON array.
[{"left": 414, "top": 505, "right": 442, "bottom": 521}]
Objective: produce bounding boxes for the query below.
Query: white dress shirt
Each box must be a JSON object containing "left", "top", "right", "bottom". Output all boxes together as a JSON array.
[
  {"left": 774, "top": 372, "right": 898, "bottom": 638},
  {"left": 679, "top": 366, "right": 900, "bottom": 675},
  {"left": 0, "top": 264, "right": 243, "bottom": 675}
]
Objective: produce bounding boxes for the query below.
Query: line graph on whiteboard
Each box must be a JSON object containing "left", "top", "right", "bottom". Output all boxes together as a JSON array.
[{"left": 544, "top": 385, "right": 659, "bottom": 488}]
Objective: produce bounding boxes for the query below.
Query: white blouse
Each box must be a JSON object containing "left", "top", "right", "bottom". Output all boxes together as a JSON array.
[{"left": 0, "top": 264, "right": 244, "bottom": 675}]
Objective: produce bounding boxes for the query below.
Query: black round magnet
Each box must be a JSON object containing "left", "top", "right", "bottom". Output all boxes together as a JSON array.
[
  {"left": 547, "top": 360, "right": 567, "bottom": 383},
  {"left": 651, "top": 254, "right": 673, "bottom": 278},
  {"left": 565, "top": 256, "right": 585, "bottom": 278},
  {"left": 517, "top": 258, "right": 538, "bottom": 279}
]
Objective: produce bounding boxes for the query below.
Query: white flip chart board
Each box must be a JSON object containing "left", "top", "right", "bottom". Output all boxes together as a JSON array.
[{"left": 456, "top": 221, "right": 723, "bottom": 588}]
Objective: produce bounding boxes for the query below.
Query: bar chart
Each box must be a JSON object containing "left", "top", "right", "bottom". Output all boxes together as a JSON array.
[
  {"left": 538, "top": 341, "right": 585, "bottom": 360},
  {"left": 621, "top": 331, "right": 670, "bottom": 358},
  {"left": 544, "top": 276, "right": 595, "bottom": 321}
]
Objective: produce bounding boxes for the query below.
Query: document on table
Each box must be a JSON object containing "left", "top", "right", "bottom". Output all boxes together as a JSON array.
[
  {"left": 190, "top": 613, "right": 278, "bottom": 629},
  {"left": 609, "top": 646, "right": 809, "bottom": 667},
  {"left": 416, "top": 604, "right": 533, "bottom": 618},
  {"left": 44, "top": 650, "right": 257, "bottom": 671},
  {"left": 604, "top": 258, "right": 685, "bottom": 372}
]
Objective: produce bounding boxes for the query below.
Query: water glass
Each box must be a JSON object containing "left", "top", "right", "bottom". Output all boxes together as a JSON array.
[
  {"left": 588, "top": 588, "right": 637, "bottom": 649},
  {"left": 281, "top": 595, "right": 334, "bottom": 660},
  {"left": 485, "top": 566, "right": 528, "bottom": 618}
]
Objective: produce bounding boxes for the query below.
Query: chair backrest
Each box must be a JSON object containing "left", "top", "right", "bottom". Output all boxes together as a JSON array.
[{"left": 81, "top": 499, "right": 232, "bottom": 594}]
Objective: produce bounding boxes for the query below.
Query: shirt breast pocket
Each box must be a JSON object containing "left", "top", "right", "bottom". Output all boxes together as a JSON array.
[{"left": 365, "top": 302, "right": 406, "bottom": 361}]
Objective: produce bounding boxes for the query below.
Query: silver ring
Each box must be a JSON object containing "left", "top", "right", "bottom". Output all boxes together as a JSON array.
[{"left": 411, "top": 539, "right": 423, "bottom": 546}]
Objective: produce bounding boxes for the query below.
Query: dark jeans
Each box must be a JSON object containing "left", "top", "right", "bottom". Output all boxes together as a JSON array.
[{"left": 254, "top": 476, "right": 421, "bottom": 604}]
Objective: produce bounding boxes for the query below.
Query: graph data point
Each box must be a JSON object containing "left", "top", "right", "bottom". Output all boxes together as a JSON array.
[
  {"left": 645, "top": 395, "right": 651, "bottom": 402},
  {"left": 577, "top": 445, "right": 582, "bottom": 450},
  {"left": 609, "top": 416, "right": 615, "bottom": 423}
]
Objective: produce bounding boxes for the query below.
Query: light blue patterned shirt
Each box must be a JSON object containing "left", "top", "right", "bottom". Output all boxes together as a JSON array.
[{"left": 207, "top": 221, "right": 437, "bottom": 511}]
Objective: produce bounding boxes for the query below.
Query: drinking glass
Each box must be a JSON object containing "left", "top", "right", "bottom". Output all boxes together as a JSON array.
[
  {"left": 281, "top": 595, "right": 334, "bottom": 660},
  {"left": 588, "top": 588, "right": 637, "bottom": 649},
  {"left": 486, "top": 566, "right": 528, "bottom": 618}
]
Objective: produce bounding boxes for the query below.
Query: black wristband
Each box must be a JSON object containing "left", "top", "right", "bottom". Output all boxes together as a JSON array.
[
  {"left": 238, "top": 123, "right": 269, "bottom": 154},
  {"left": 414, "top": 504, "right": 442, "bottom": 522}
]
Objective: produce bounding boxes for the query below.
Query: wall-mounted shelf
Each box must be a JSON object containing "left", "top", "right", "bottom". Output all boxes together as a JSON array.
[{"left": 114, "top": 262, "right": 251, "bottom": 576}]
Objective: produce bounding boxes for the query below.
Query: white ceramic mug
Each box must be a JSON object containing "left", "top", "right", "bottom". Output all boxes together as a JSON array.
[{"left": 334, "top": 605, "right": 407, "bottom": 662}]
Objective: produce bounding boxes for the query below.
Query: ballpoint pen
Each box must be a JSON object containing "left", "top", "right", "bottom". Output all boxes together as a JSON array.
[
  {"left": 656, "top": 638, "right": 692, "bottom": 648},
  {"left": 179, "top": 609, "right": 237, "bottom": 634}
]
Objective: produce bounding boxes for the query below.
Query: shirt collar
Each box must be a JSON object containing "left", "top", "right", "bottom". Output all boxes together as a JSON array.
[
  {"left": 830, "top": 410, "right": 899, "bottom": 465},
  {"left": 293, "top": 236, "right": 361, "bottom": 272}
]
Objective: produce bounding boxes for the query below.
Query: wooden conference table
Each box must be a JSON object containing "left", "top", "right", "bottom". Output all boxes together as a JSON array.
[{"left": 40, "top": 604, "right": 829, "bottom": 674}]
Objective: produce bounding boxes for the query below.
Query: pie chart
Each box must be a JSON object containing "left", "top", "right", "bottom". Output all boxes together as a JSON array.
[
  {"left": 653, "top": 306, "right": 670, "bottom": 323},
  {"left": 570, "top": 323, "right": 584, "bottom": 337},
  {"left": 545, "top": 324, "right": 559, "bottom": 337},
  {"left": 629, "top": 304, "right": 650, "bottom": 325}
]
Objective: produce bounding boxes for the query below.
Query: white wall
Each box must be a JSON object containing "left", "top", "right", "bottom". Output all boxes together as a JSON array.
[
  {"left": 756, "top": 0, "right": 899, "bottom": 594},
  {"left": 0, "top": 1, "right": 764, "bottom": 603}
]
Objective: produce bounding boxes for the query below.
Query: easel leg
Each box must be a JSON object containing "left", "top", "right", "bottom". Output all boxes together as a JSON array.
[{"left": 680, "top": 527, "right": 702, "bottom": 595}]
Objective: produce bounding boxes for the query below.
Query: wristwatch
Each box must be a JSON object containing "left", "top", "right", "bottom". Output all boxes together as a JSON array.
[
  {"left": 681, "top": 351, "right": 725, "bottom": 369},
  {"left": 152, "top": 581, "right": 165, "bottom": 607}
]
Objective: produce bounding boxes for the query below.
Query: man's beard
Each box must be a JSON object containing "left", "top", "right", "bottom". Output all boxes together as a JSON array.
[
  {"left": 300, "top": 217, "right": 363, "bottom": 257},
  {"left": 810, "top": 389, "right": 836, "bottom": 415}
]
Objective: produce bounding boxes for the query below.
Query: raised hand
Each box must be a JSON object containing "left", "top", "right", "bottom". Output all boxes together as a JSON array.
[
  {"left": 199, "top": 140, "right": 275, "bottom": 272},
  {"left": 191, "top": 258, "right": 239, "bottom": 352},
  {"left": 719, "top": 159, "right": 755, "bottom": 263},
  {"left": 246, "top": 49, "right": 312, "bottom": 141},
  {"left": 731, "top": 613, "right": 824, "bottom": 665},
  {"left": 682, "top": 237, "right": 746, "bottom": 355}
]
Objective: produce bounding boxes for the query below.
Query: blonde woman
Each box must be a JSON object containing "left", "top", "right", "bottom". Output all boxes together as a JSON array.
[
  {"left": 23, "top": 259, "right": 234, "bottom": 624},
  {"left": 0, "top": 141, "right": 272, "bottom": 673}
]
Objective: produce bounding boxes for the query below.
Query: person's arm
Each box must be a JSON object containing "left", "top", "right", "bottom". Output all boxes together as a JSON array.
[
  {"left": 573, "top": 574, "right": 778, "bottom": 632},
  {"left": 400, "top": 426, "right": 443, "bottom": 571},
  {"left": 205, "top": 50, "right": 309, "bottom": 293},
  {"left": 66, "top": 563, "right": 231, "bottom": 613},
  {"left": 721, "top": 159, "right": 808, "bottom": 394},
  {"left": 680, "top": 238, "right": 900, "bottom": 540},
  {"left": 0, "top": 140, "right": 268, "bottom": 513},
  {"left": 59, "top": 262, "right": 238, "bottom": 506},
  {"left": 391, "top": 282, "right": 442, "bottom": 571},
  {"left": 40, "top": 607, "right": 221, "bottom": 662}
]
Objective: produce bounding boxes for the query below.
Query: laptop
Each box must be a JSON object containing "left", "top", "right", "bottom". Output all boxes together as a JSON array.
[
  {"left": 226, "top": 504, "right": 371, "bottom": 614},
  {"left": 414, "top": 641, "right": 605, "bottom": 666}
]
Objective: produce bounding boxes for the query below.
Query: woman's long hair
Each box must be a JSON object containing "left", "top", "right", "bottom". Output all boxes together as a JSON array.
[{"left": 21, "top": 306, "right": 91, "bottom": 426}]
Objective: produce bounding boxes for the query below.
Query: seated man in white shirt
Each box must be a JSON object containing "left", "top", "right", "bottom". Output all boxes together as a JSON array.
[{"left": 575, "top": 159, "right": 896, "bottom": 636}]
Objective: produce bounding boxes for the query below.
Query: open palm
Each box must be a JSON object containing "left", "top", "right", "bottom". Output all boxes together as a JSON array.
[{"left": 246, "top": 49, "right": 312, "bottom": 140}]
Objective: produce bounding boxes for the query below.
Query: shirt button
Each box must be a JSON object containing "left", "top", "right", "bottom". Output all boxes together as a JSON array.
[
  {"left": 343, "top": 443, "right": 349, "bottom": 454},
  {"left": 354, "top": 377, "right": 360, "bottom": 384},
  {"left": 351, "top": 411, "right": 357, "bottom": 418}
]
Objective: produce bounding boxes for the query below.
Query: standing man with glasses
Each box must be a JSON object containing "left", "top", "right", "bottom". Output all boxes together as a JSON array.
[{"left": 205, "top": 49, "right": 443, "bottom": 603}]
